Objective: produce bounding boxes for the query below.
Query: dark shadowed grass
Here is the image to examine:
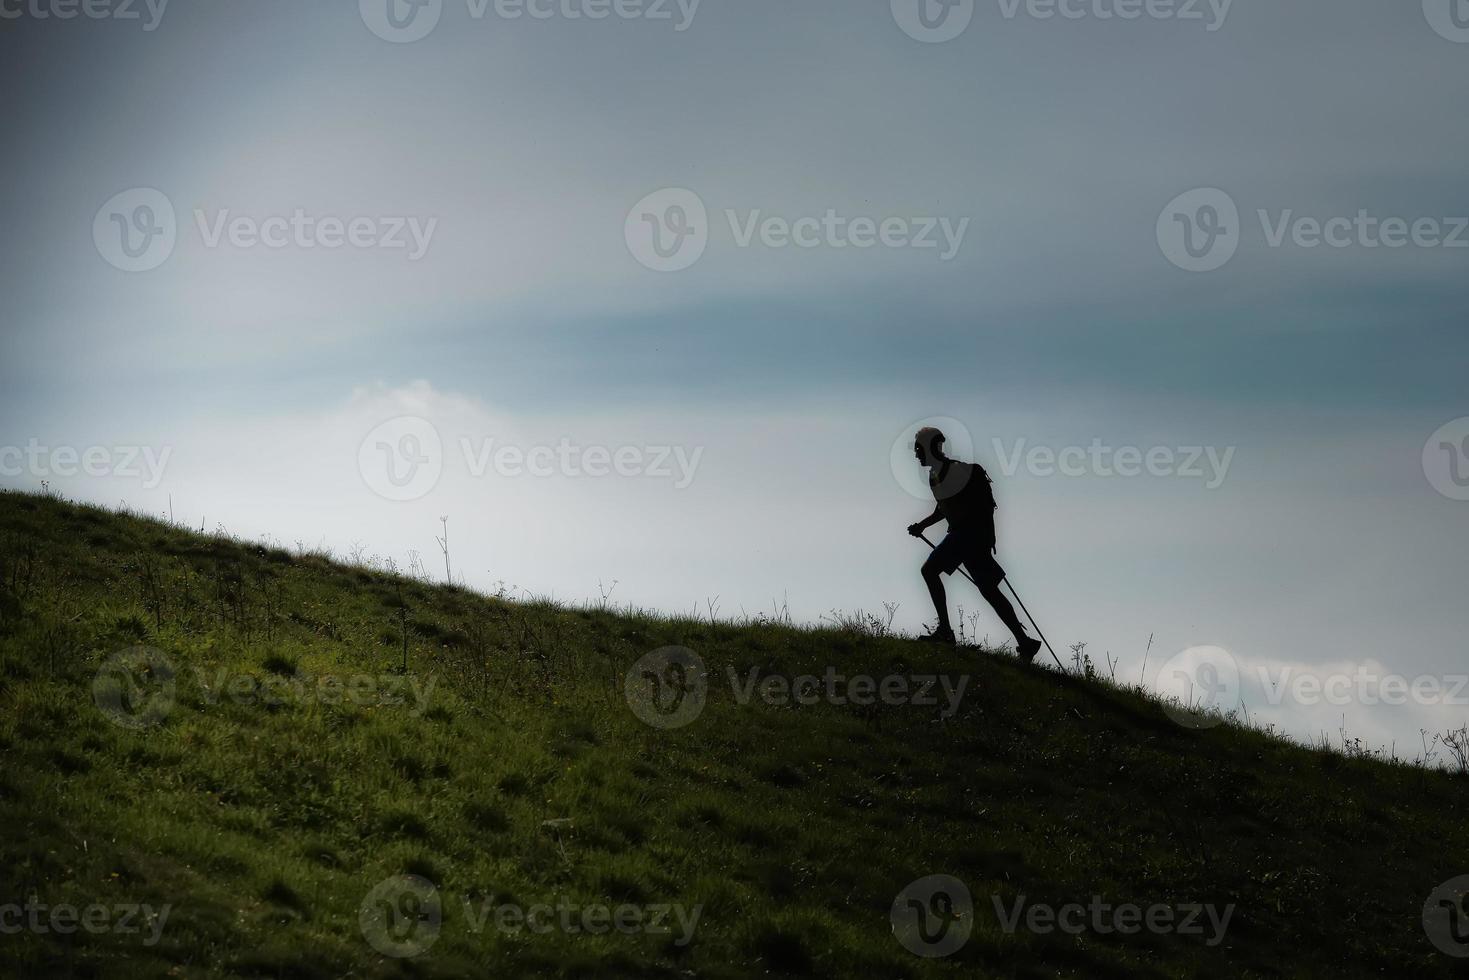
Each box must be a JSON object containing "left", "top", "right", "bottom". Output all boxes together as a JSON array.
[{"left": 0, "top": 488, "right": 1465, "bottom": 978}]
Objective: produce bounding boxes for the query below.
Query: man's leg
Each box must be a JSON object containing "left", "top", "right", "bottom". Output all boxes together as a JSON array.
[
  {"left": 921, "top": 553, "right": 953, "bottom": 636},
  {"left": 964, "top": 557, "right": 1039, "bottom": 660},
  {"left": 975, "top": 576, "right": 1028, "bottom": 646}
]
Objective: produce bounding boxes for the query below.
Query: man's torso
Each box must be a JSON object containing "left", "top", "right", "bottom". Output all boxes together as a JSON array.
[{"left": 930, "top": 459, "right": 996, "bottom": 541}]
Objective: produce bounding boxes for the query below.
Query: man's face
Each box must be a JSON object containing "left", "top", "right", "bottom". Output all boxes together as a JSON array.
[{"left": 914, "top": 440, "right": 929, "bottom": 466}]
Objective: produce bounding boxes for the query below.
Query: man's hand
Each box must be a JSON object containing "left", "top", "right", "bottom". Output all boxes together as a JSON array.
[{"left": 910, "top": 507, "right": 942, "bottom": 539}]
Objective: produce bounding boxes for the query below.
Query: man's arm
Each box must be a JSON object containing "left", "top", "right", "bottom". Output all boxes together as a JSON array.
[{"left": 908, "top": 507, "right": 944, "bottom": 537}]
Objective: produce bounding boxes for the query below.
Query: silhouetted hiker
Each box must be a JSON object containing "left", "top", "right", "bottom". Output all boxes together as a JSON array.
[{"left": 907, "top": 426, "right": 1042, "bottom": 663}]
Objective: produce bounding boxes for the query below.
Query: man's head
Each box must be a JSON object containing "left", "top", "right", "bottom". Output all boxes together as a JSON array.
[{"left": 914, "top": 426, "right": 946, "bottom": 467}]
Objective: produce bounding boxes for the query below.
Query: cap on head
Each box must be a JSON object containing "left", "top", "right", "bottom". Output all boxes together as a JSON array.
[{"left": 915, "top": 426, "right": 945, "bottom": 456}]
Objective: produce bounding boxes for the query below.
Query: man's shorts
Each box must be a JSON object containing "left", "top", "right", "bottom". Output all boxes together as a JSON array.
[{"left": 929, "top": 529, "right": 1004, "bottom": 584}]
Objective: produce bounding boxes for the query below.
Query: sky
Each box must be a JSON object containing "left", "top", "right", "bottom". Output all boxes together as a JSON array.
[{"left": 2, "top": 0, "right": 1467, "bottom": 757}]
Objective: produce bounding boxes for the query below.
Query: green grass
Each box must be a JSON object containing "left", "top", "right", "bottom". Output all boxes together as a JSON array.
[{"left": 0, "top": 488, "right": 1465, "bottom": 978}]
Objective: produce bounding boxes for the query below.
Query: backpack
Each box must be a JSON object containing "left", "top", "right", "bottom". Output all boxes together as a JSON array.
[{"left": 933, "top": 460, "right": 996, "bottom": 513}]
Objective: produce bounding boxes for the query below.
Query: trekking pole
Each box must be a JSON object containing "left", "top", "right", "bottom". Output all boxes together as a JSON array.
[
  {"left": 999, "top": 578, "right": 1063, "bottom": 670},
  {"left": 916, "top": 532, "right": 1063, "bottom": 669}
]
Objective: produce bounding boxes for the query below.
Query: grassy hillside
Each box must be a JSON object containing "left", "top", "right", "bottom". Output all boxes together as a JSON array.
[{"left": 1, "top": 488, "right": 1465, "bottom": 978}]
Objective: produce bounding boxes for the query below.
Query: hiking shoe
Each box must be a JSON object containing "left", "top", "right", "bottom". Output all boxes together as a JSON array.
[
  {"left": 1016, "top": 636, "right": 1042, "bottom": 664},
  {"left": 918, "top": 628, "right": 956, "bottom": 645}
]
